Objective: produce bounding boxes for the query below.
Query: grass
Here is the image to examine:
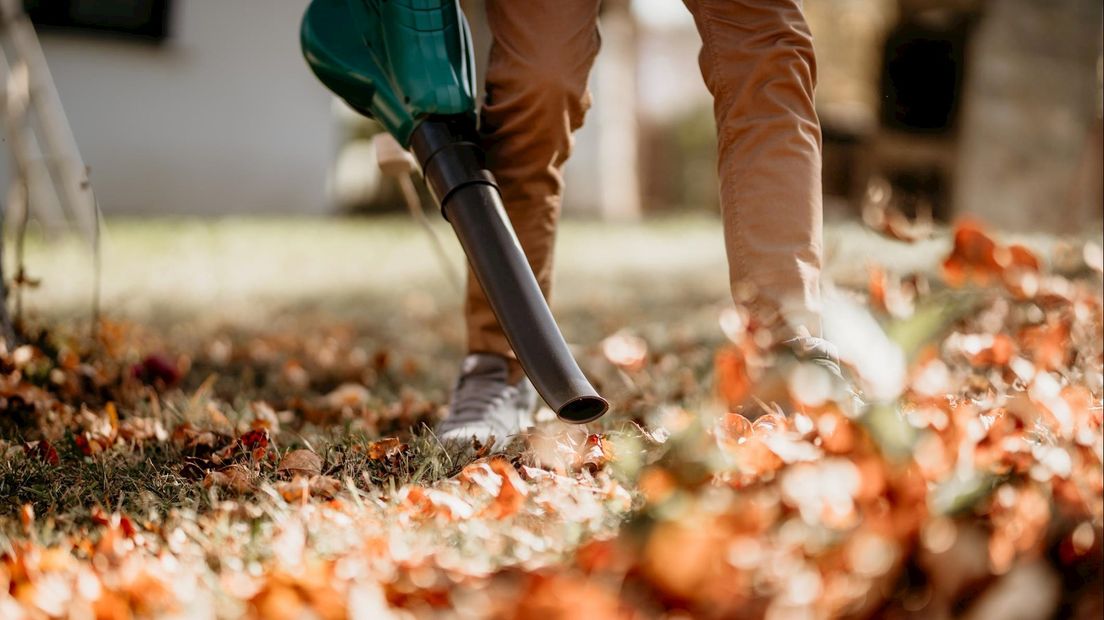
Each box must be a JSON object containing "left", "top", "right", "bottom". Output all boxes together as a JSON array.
[
  {"left": 19, "top": 212, "right": 1090, "bottom": 324},
  {"left": 0, "top": 382, "right": 531, "bottom": 527},
  {"left": 4, "top": 212, "right": 1092, "bottom": 526}
]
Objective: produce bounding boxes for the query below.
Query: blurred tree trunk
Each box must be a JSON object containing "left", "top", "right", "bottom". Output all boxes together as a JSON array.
[{"left": 955, "top": 0, "right": 1103, "bottom": 232}]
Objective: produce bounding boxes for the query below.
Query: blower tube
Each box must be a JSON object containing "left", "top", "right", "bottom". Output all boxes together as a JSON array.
[{"left": 410, "top": 117, "right": 608, "bottom": 424}]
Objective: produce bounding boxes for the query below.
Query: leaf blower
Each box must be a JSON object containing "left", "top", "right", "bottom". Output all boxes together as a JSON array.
[{"left": 300, "top": 0, "right": 608, "bottom": 424}]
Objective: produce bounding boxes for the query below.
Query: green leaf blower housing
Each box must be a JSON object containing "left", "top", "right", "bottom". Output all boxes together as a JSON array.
[{"left": 301, "top": 0, "right": 609, "bottom": 424}]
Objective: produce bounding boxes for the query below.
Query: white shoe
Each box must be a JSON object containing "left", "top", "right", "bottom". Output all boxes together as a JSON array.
[{"left": 436, "top": 354, "right": 537, "bottom": 444}]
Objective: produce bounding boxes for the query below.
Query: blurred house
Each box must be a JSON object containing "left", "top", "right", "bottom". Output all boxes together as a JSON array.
[
  {"left": 2, "top": 0, "right": 334, "bottom": 216},
  {"left": 4, "top": 0, "right": 1099, "bottom": 232}
]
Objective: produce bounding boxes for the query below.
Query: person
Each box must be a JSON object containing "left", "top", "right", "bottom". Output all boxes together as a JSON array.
[{"left": 437, "top": 0, "right": 837, "bottom": 442}]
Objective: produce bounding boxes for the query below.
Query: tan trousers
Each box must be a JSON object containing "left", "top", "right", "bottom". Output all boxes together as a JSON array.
[{"left": 468, "top": 0, "right": 823, "bottom": 371}]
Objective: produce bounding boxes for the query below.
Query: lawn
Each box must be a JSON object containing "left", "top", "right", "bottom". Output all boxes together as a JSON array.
[{"left": 0, "top": 214, "right": 1101, "bottom": 619}]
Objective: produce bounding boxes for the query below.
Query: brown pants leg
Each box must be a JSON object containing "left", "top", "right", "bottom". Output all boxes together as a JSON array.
[
  {"left": 684, "top": 0, "right": 825, "bottom": 338},
  {"left": 467, "top": 0, "right": 824, "bottom": 368},
  {"left": 465, "top": 0, "right": 602, "bottom": 375}
]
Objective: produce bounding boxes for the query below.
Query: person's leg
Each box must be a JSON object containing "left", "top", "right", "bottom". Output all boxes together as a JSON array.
[
  {"left": 683, "top": 0, "right": 824, "bottom": 339},
  {"left": 466, "top": 0, "right": 602, "bottom": 380}
]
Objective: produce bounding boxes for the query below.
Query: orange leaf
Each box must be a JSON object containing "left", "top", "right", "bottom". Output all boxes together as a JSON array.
[
  {"left": 715, "top": 346, "right": 751, "bottom": 409},
  {"left": 399, "top": 485, "right": 436, "bottom": 519},
  {"left": 638, "top": 467, "right": 676, "bottom": 506},
  {"left": 868, "top": 265, "right": 888, "bottom": 311},
  {"left": 1019, "top": 319, "right": 1070, "bottom": 371},
  {"left": 483, "top": 458, "right": 529, "bottom": 519},
  {"left": 716, "top": 412, "right": 753, "bottom": 448},
  {"left": 367, "top": 437, "right": 406, "bottom": 460},
  {"left": 19, "top": 504, "right": 34, "bottom": 533},
  {"left": 105, "top": 402, "right": 119, "bottom": 433},
  {"left": 1001, "top": 244, "right": 1041, "bottom": 272},
  {"left": 942, "top": 219, "right": 1001, "bottom": 286}
]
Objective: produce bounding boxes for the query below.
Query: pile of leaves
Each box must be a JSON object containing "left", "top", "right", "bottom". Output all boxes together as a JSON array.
[{"left": 0, "top": 220, "right": 1101, "bottom": 619}]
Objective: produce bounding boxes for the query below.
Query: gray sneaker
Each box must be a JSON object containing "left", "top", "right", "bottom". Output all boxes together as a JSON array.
[{"left": 436, "top": 354, "right": 538, "bottom": 444}]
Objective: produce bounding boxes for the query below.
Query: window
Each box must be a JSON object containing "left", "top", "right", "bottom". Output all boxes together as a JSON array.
[
  {"left": 24, "top": 0, "right": 172, "bottom": 42},
  {"left": 880, "top": 13, "right": 972, "bottom": 134}
]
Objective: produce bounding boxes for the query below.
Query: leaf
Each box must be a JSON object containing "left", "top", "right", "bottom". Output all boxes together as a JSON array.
[
  {"left": 868, "top": 265, "right": 917, "bottom": 319},
  {"left": 20, "top": 504, "right": 34, "bottom": 533},
  {"left": 324, "top": 383, "right": 370, "bottom": 409},
  {"left": 308, "top": 475, "right": 342, "bottom": 499},
  {"left": 203, "top": 465, "right": 254, "bottom": 493},
  {"left": 398, "top": 486, "right": 475, "bottom": 521},
  {"left": 715, "top": 412, "right": 753, "bottom": 448},
  {"left": 714, "top": 346, "right": 752, "bottom": 409},
  {"left": 105, "top": 402, "right": 119, "bottom": 433},
  {"left": 942, "top": 219, "right": 1002, "bottom": 286},
  {"left": 484, "top": 458, "right": 528, "bottom": 519},
  {"left": 278, "top": 449, "right": 322, "bottom": 478},
  {"left": 1019, "top": 318, "right": 1071, "bottom": 371},
  {"left": 276, "top": 477, "right": 310, "bottom": 503},
  {"left": 117, "top": 417, "right": 168, "bottom": 443},
  {"left": 171, "top": 423, "right": 224, "bottom": 452},
  {"left": 130, "top": 353, "right": 182, "bottom": 386},
  {"left": 367, "top": 437, "right": 406, "bottom": 460},
  {"left": 461, "top": 458, "right": 529, "bottom": 519},
  {"left": 22, "top": 440, "right": 59, "bottom": 465},
  {"left": 239, "top": 428, "right": 271, "bottom": 461},
  {"left": 863, "top": 200, "right": 934, "bottom": 243},
  {"left": 577, "top": 434, "right": 614, "bottom": 472}
]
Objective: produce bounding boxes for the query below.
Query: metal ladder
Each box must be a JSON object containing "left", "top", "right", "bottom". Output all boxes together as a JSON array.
[
  {"left": 0, "top": 0, "right": 98, "bottom": 243},
  {"left": 0, "top": 0, "right": 100, "bottom": 332}
]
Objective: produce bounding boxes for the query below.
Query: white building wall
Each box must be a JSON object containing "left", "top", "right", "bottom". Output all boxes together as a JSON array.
[{"left": 3, "top": 0, "right": 336, "bottom": 215}]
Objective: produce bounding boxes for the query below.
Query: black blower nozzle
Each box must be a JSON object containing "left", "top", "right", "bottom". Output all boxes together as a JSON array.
[{"left": 411, "top": 118, "right": 608, "bottom": 424}]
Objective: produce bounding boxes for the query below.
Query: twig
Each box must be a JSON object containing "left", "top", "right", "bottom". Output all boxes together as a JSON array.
[
  {"left": 12, "top": 179, "right": 28, "bottom": 331},
  {"left": 90, "top": 190, "right": 102, "bottom": 340}
]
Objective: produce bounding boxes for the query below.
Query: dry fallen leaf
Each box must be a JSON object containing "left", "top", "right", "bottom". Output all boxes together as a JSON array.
[
  {"left": 460, "top": 458, "right": 529, "bottom": 520},
  {"left": 367, "top": 437, "right": 406, "bottom": 460},
  {"left": 22, "top": 440, "right": 59, "bottom": 466},
  {"left": 577, "top": 434, "right": 614, "bottom": 472},
  {"left": 863, "top": 200, "right": 934, "bottom": 243},
  {"left": 308, "top": 475, "right": 342, "bottom": 499},
  {"left": 204, "top": 465, "right": 255, "bottom": 493},
  {"left": 943, "top": 219, "right": 1002, "bottom": 287},
  {"left": 0, "top": 214, "right": 1100, "bottom": 620},
  {"left": 715, "top": 345, "right": 753, "bottom": 409},
  {"left": 325, "top": 383, "right": 371, "bottom": 409},
  {"left": 278, "top": 449, "right": 323, "bottom": 478}
]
